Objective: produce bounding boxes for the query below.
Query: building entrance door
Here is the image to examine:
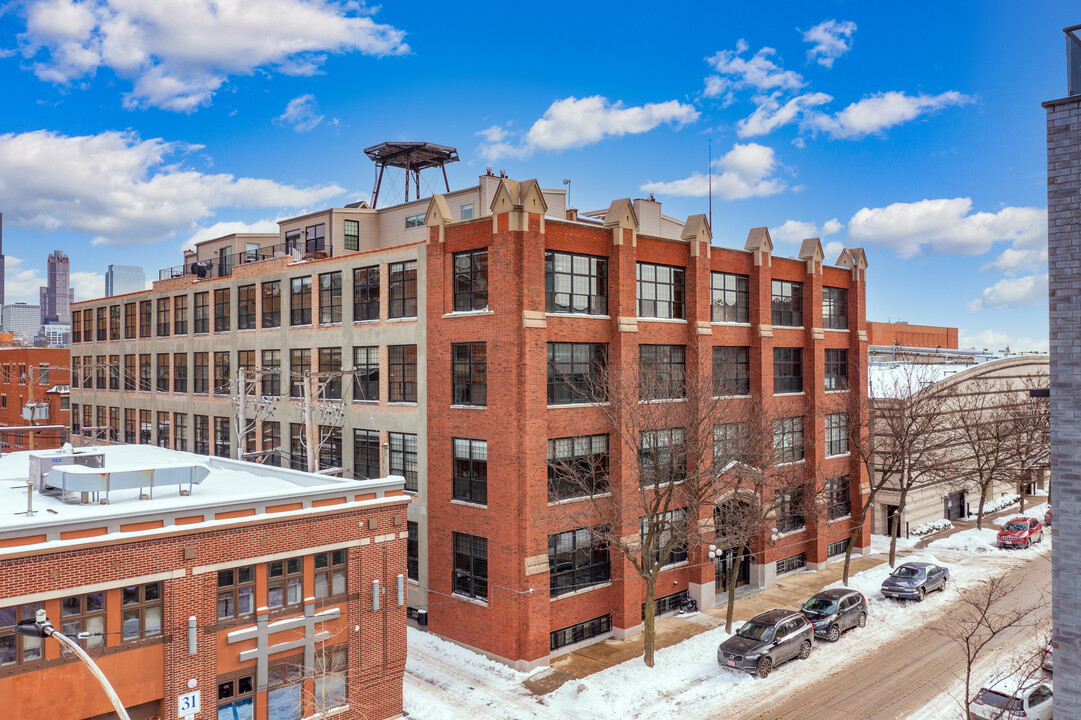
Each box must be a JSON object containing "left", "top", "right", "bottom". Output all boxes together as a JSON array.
[
  {"left": 886, "top": 505, "right": 902, "bottom": 538},
  {"left": 945, "top": 491, "right": 965, "bottom": 521},
  {"left": 715, "top": 545, "right": 751, "bottom": 592}
]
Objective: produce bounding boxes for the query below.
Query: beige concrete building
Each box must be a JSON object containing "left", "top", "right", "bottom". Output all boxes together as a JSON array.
[
  {"left": 870, "top": 353, "right": 1050, "bottom": 536},
  {"left": 69, "top": 171, "right": 568, "bottom": 612}
]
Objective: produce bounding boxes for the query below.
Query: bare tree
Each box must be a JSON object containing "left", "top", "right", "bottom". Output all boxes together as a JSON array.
[
  {"left": 939, "top": 573, "right": 1048, "bottom": 719},
  {"left": 1005, "top": 373, "right": 1051, "bottom": 514},
  {"left": 945, "top": 378, "right": 1024, "bottom": 529},
  {"left": 843, "top": 358, "right": 955, "bottom": 570},
  {"left": 710, "top": 397, "right": 818, "bottom": 632},
  {"left": 546, "top": 358, "right": 737, "bottom": 668}
]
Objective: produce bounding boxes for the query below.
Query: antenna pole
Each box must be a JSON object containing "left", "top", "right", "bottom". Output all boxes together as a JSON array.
[{"left": 708, "top": 139, "right": 712, "bottom": 231}]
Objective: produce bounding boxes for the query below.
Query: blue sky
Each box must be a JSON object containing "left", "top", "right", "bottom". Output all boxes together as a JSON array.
[{"left": 0, "top": 1, "right": 1074, "bottom": 351}]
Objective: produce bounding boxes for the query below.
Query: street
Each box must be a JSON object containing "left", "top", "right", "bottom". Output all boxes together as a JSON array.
[{"left": 731, "top": 551, "right": 1051, "bottom": 720}]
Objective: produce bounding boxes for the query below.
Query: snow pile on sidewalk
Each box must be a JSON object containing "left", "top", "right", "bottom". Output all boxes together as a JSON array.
[
  {"left": 870, "top": 534, "right": 917, "bottom": 554},
  {"left": 981, "top": 494, "right": 1020, "bottom": 515},
  {"left": 911, "top": 519, "right": 953, "bottom": 537},
  {"left": 993, "top": 502, "right": 1049, "bottom": 526}
]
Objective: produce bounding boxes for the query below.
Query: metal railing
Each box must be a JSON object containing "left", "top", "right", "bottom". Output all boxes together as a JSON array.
[
  {"left": 1068, "top": 24, "right": 1081, "bottom": 97},
  {"left": 158, "top": 240, "right": 333, "bottom": 281}
]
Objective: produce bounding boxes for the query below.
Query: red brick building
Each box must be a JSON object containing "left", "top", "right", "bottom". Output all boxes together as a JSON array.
[
  {"left": 0, "top": 347, "right": 70, "bottom": 451},
  {"left": 0, "top": 445, "right": 408, "bottom": 720},
  {"left": 866, "top": 321, "right": 958, "bottom": 350},
  {"left": 422, "top": 184, "right": 870, "bottom": 669}
]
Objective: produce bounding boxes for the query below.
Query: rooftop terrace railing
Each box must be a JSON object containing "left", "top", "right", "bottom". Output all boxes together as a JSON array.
[
  {"left": 158, "top": 240, "right": 333, "bottom": 281},
  {"left": 1067, "top": 24, "right": 1081, "bottom": 97}
]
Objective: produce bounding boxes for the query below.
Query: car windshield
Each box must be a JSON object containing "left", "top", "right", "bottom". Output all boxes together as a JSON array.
[
  {"left": 1004, "top": 522, "right": 1029, "bottom": 532},
  {"left": 891, "top": 566, "right": 925, "bottom": 579},
  {"left": 736, "top": 622, "right": 775, "bottom": 642},
  {"left": 802, "top": 597, "right": 837, "bottom": 614},
  {"left": 974, "top": 689, "right": 1024, "bottom": 712}
]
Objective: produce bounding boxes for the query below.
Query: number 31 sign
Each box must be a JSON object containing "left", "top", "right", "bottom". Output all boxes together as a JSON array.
[{"left": 178, "top": 690, "right": 202, "bottom": 717}]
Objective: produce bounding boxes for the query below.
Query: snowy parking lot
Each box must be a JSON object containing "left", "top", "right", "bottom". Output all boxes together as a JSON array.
[{"left": 404, "top": 512, "right": 1051, "bottom": 720}]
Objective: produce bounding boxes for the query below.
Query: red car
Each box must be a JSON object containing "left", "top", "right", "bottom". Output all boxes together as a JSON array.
[{"left": 997, "top": 517, "right": 1044, "bottom": 549}]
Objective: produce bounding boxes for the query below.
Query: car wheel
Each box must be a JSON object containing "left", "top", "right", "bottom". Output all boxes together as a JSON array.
[
  {"left": 941, "top": 576, "right": 947, "bottom": 591},
  {"left": 1024, "top": 539, "right": 1031, "bottom": 550},
  {"left": 857, "top": 612, "right": 867, "bottom": 629},
  {"left": 1038, "top": 532, "right": 1043, "bottom": 544},
  {"left": 756, "top": 656, "right": 773, "bottom": 678},
  {"left": 798, "top": 640, "right": 812, "bottom": 660},
  {"left": 827, "top": 624, "right": 840, "bottom": 643},
  {"left": 917, "top": 587, "right": 926, "bottom": 602}
]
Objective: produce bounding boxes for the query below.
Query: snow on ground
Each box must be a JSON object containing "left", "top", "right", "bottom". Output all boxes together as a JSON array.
[
  {"left": 404, "top": 541, "right": 1050, "bottom": 720},
  {"left": 870, "top": 533, "right": 918, "bottom": 554},
  {"left": 992, "top": 502, "right": 1049, "bottom": 526},
  {"left": 927, "top": 526, "right": 1051, "bottom": 554}
]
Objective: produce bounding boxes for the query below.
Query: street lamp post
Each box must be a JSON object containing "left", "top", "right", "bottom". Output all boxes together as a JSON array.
[{"left": 15, "top": 610, "right": 132, "bottom": 720}]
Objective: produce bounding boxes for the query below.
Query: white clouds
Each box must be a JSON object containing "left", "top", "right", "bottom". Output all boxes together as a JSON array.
[
  {"left": 0, "top": 130, "right": 344, "bottom": 247},
  {"left": 846, "top": 198, "right": 1045, "bottom": 258},
  {"left": 478, "top": 96, "right": 699, "bottom": 162},
  {"left": 70, "top": 271, "right": 106, "bottom": 302},
  {"left": 275, "top": 94, "right": 324, "bottom": 132},
  {"left": 803, "top": 20, "right": 857, "bottom": 68},
  {"left": 182, "top": 219, "right": 282, "bottom": 252},
  {"left": 3, "top": 257, "right": 45, "bottom": 304},
  {"left": 737, "top": 91, "right": 832, "bottom": 137},
  {"left": 704, "top": 40, "right": 804, "bottom": 96},
  {"left": 966, "top": 273, "right": 1049, "bottom": 312},
  {"left": 981, "top": 247, "right": 1048, "bottom": 274},
  {"left": 811, "top": 91, "right": 973, "bottom": 139},
  {"left": 18, "top": 0, "right": 408, "bottom": 111},
  {"left": 640, "top": 142, "right": 785, "bottom": 200},
  {"left": 959, "top": 329, "right": 1048, "bottom": 353},
  {"left": 770, "top": 217, "right": 842, "bottom": 242}
]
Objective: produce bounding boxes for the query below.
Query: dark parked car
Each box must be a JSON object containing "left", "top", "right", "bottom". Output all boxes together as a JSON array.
[
  {"left": 997, "top": 517, "right": 1044, "bottom": 549},
  {"left": 800, "top": 588, "right": 868, "bottom": 642},
  {"left": 717, "top": 609, "right": 813, "bottom": 678},
  {"left": 881, "top": 561, "right": 949, "bottom": 602},
  {"left": 1044, "top": 507, "right": 1052, "bottom": 527}
]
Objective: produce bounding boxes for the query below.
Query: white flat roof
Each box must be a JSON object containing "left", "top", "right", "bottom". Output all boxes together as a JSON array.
[{"left": 0, "top": 445, "right": 400, "bottom": 534}]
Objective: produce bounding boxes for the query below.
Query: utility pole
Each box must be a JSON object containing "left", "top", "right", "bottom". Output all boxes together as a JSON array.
[
  {"left": 26, "top": 365, "right": 35, "bottom": 451},
  {"left": 303, "top": 371, "right": 316, "bottom": 471},
  {"left": 236, "top": 367, "right": 246, "bottom": 461}
]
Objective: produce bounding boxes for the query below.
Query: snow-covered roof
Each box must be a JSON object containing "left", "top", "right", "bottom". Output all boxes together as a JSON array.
[
  {"left": 0, "top": 444, "right": 404, "bottom": 537},
  {"left": 868, "top": 363, "right": 957, "bottom": 398},
  {"left": 45, "top": 384, "right": 69, "bottom": 395}
]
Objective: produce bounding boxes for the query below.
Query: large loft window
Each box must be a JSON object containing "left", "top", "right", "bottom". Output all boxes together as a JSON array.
[
  {"left": 636, "top": 262, "right": 685, "bottom": 319},
  {"left": 771, "top": 280, "right": 803, "bottom": 327},
  {"left": 545, "top": 251, "right": 608, "bottom": 315},
  {"left": 711, "top": 272, "right": 749, "bottom": 323},
  {"left": 453, "top": 249, "right": 489, "bottom": 312}
]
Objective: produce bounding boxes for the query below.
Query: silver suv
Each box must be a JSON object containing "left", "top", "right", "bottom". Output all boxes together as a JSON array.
[{"left": 717, "top": 609, "right": 814, "bottom": 678}]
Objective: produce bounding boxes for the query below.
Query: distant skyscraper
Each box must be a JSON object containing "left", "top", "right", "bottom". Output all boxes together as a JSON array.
[
  {"left": 3, "top": 303, "right": 41, "bottom": 342},
  {"left": 40, "top": 250, "right": 71, "bottom": 326},
  {"left": 105, "top": 264, "right": 146, "bottom": 296}
]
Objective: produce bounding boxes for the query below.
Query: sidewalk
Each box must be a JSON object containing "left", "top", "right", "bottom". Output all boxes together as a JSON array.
[
  {"left": 524, "top": 496, "right": 1045, "bottom": 697},
  {"left": 524, "top": 552, "right": 882, "bottom": 695}
]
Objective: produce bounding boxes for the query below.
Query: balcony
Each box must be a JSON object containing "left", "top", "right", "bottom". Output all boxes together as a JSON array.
[{"left": 159, "top": 240, "right": 333, "bottom": 281}]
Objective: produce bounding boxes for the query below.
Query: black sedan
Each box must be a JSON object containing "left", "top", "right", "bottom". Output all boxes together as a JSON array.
[
  {"left": 881, "top": 561, "right": 949, "bottom": 602},
  {"left": 717, "top": 609, "right": 813, "bottom": 678},
  {"left": 800, "top": 588, "right": 867, "bottom": 642}
]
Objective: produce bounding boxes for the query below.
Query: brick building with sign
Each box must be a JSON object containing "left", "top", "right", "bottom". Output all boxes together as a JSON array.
[{"left": 0, "top": 444, "right": 408, "bottom": 720}]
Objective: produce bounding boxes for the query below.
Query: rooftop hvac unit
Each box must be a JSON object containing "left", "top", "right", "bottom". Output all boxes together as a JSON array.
[{"left": 29, "top": 449, "right": 105, "bottom": 493}]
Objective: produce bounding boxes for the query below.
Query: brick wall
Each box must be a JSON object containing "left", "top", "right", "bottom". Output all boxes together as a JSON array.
[
  {"left": 424, "top": 191, "right": 869, "bottom": 668},
  {"left": 0, "top": 499, "right": 408, "bottom": 720},
  {"left": 1046, "top": 93, "right": 1081, "bottom": 716}
]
